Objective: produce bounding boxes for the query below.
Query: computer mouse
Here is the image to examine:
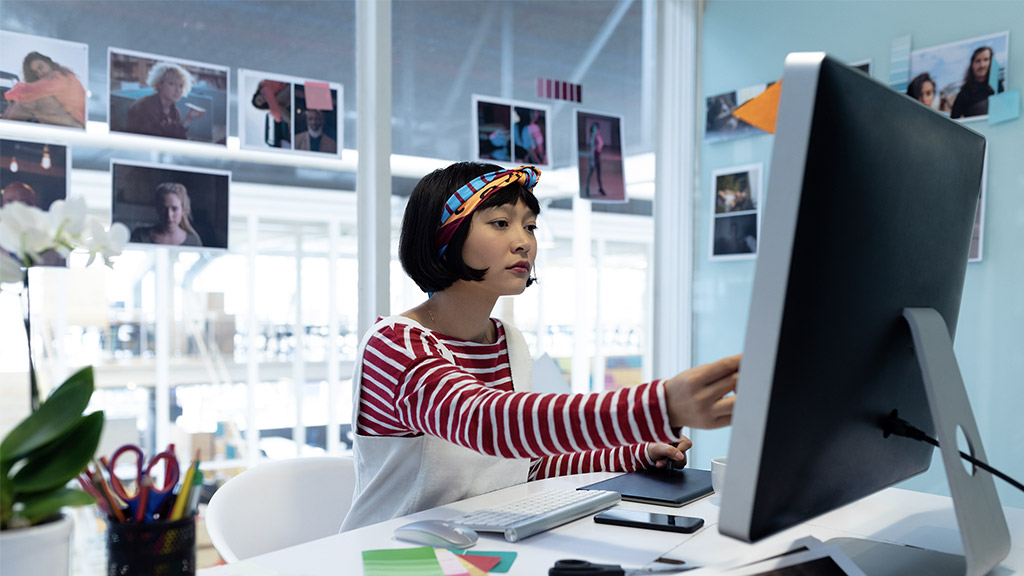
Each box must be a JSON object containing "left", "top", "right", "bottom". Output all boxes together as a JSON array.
[{"left": 393, "top": 520, "right": 479, "bottom": 549}]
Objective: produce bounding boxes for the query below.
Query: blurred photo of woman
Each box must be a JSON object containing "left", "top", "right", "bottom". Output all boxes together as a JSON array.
[
  {"left": 130, "top": 182, "right": 203, "bottom": 246},
  {"left": 951, "top": 46, "right": 995, "bottom": 119},
  {"left": 2, "top": 51, "right": 86, "bottom": 128},
  {"left": 906, "top": 72, "right": 936, "bottom": 108},
  {"left": 127, "top": 61, "right": 205, "bottom": 139}
]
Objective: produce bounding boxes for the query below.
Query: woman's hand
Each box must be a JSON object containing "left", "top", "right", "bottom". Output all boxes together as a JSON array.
[
  {"left": 647, "top": 436, "right": 693, "bottom": 469},
  {"left": 183, "top": 107, "right": 206, "bottom": 126},
  {"left": 664, "top": 354, "right": 740, "bottom": 430}
]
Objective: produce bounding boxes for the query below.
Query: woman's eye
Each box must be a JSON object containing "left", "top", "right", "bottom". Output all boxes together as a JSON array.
[
  {"left": 525, "top": 224, "right": 538, "bottom": 233},
  {"left": 491, "top": 220, "right": 509, "bottom": 228}
]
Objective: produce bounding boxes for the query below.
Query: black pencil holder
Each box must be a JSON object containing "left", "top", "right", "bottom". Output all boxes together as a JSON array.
[{"left": 106, "top": 516, "right": 196, "bottom": 576}]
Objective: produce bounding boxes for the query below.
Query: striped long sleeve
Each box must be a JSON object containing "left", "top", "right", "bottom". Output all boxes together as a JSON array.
[{"left": 355, "top": 319, "right": 679, "bottom": 476}]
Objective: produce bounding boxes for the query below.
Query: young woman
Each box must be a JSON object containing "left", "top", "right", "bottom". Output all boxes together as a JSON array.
[
  {"left": 951, "top": 46, "right": 995, "bottom": 119},
  {"left": 2, "top": 51, "right": 86, "bottom": 128},
  {"left": 130, "top": 182, "right": 202, "bottom": 246},
  {"left": 126, "top": 61, "right": 205, "bottom": 139},
  {"left": 341, "top": 162, "right": 739, "bottom": 530}
]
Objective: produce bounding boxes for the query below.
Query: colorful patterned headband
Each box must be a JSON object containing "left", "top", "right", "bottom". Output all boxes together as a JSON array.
[{"left": 435, "top": 165, "right": 541, "bottom": 257}]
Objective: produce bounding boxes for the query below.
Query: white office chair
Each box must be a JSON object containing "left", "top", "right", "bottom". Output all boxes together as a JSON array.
[{"left": 205, "top": 456, "right": 356, "bottom": 563}]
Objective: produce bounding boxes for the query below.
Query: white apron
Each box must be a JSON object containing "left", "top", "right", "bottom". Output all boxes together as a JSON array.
[{"left": 341, "top": 315, "right": 532, "bottom": 531}]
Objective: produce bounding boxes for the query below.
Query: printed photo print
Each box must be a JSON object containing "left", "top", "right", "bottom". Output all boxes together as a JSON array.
[
  {"left": 0, "top": 31, "right": 88, "bottom": 130},
  {"left": 108, "top": 48, "right": 229, "bottom": 144},
  {"left": 909, "top": 31, "right": 1008, "bottom": 120},
  {"left": 710, "top": 163, "right": 762, "bottom": 260},
  {"left": 1, "top": 139, "right": 69, "bottom": 266},
  {"left": 111, "top": 161, "right": 230, "bottom": 250},
  {"left": 512, "top": 104, "right": 551, "bottom": 167},
  {"left": 575, "top": 109, "right": 626, "bottom": 203},
  {"left": 705, "top": 82, "right": 774, "bottom": 142},
  {"left": 238, "top": 69, "right": 343, "bottom": 157},
  {"left": 474, "top": 96, "right": 512, "bottom": 163}
]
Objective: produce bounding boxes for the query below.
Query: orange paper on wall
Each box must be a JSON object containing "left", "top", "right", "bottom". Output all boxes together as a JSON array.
[{"left": 732, "top": 80, "right": 782, "bottom": 134}]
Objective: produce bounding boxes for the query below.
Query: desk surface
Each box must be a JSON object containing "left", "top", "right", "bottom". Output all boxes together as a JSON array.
[{"left": 200, "top": 471, "right": 1024, "bottom": 575}]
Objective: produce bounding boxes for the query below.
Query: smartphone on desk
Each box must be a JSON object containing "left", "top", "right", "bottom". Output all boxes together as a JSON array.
[{"left": 594, "top": 509, "right": 704, "bottom": 534}]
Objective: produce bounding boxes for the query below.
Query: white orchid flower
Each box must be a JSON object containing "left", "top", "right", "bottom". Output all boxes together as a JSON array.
[
  {"left": 0, "top": 202, "right": 56, "bottom": 266},
  {"left": 82, "top": 218, "right": 129, "bottom": 267},
  {"left": 46, "top": 197, "right": 90, "bottom": 256}
]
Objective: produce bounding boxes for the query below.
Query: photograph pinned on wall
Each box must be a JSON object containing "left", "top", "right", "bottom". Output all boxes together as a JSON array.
[
  {"left": 0, "top": 31, "right": 88, "bottom": 131},
  {"left": 704, "top": 82, "right": 775, "bottom": 142},
  {"left": 294, "top": 82, "right": 342, "bottom": 156},
  {"left": 238, "top": 69, "right": 343, "bottom": 157},
  {"left": 710, "top": 163, "right": 762, "bottom": 260},
  {"left": 473, "top": 95, "right": 513, "bottom": 164},
  {"left": 111, "top": 160, "right": 230, "bottom": 250},
  {"left": 0, "top": 139, "right": 69, "bottom": 266},
  {"left": 908, "top": 31, "right": 1008, "bottom": 120},
  {"left": 575, "top": 109, "right": 626, "bottom": 203},
  {"left": 512, "top": 104, "right": 551, "bottom": 166},
  {"left": 108, "top": 48, "right": 229, "bottom": 144},
  {"left": 472, "top": 95, "right": 552, "bottom": 169}
]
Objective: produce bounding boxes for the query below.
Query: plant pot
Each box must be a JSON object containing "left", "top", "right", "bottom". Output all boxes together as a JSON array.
[{"left": 0, "top": 513, "right": 73, "bottom": 576}]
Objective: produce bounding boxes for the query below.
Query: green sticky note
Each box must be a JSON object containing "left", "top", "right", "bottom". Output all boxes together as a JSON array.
[
  {"left": 451, "top": 550, "right": 518, "bottom": 573},
  {"left": 363, "top": 547, "right": 443, "bottom": 575}
]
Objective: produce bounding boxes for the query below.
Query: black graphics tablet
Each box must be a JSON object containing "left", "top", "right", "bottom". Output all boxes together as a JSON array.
[{"left": 579, "top": 468, "right": 714, "bottom": 507}]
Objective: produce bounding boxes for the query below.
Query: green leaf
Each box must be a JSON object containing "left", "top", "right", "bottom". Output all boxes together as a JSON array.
[
  {"left": 11, "top": 411, "right": 104, "bottom": 494},
  {"left": 18, "top": 487, "right": 95, "bottom": 526},
  {"left": 0, "top": 367, "right": 94, "bottom": 464}
]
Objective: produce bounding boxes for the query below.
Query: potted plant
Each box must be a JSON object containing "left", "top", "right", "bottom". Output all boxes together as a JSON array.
[{"left": 0, "top": 196, "right": 129, "bottom": 575}]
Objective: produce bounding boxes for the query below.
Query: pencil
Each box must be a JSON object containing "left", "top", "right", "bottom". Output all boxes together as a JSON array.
[{"left": 170, "top": 459, "right": 198, "bottom": 521}]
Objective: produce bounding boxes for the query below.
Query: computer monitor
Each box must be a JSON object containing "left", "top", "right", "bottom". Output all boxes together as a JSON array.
[{"left": 719, "top": 53, "right": 1009, "bottom": 573}]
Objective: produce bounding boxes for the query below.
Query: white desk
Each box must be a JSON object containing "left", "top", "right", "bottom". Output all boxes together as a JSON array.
[{"left": 199, "top": 471, "right": 1024, "bottom": 575}]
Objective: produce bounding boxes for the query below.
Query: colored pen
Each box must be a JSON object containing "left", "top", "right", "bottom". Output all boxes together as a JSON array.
[
  {"left": 91, "top": 461, "right": 126, "bottom": 523},
  {"left": 187, "top": 468, "right": 204, "bottom": 517},
  {"left": 135, "top": 476, "right": 152, "bottom": 524}
]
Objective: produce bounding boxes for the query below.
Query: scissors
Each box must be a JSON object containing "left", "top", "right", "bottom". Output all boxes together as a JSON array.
[
  {"left": 549, "top": 559, "right": 695, "bottom": 575},
  {"left": 108, "top": 444, "right": 180, "bottom": 523}
]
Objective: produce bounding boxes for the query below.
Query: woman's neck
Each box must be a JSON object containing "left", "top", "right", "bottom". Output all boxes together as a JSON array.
[{"left": 410, "top": 286, "right": 498, "bottom": 344}]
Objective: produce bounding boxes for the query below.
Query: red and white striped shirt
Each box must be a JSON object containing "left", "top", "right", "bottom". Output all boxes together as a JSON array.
[{"left": 355, "top": 318, "right": 678, "bottom": 480}]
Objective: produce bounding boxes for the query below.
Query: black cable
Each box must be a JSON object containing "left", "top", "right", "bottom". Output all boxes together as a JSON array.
[{"left": 882, "top": 410, "right": 1024, "bottom": 493}]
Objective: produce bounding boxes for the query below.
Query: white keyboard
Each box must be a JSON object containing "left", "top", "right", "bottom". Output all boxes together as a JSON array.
[{"left": 448, "top": 489, "right": 620, "bottom": 542}]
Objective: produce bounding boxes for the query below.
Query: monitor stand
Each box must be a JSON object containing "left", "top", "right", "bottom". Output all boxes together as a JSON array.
[{"left": 829, "top": 308, "right": 1010, "bottom": 576}]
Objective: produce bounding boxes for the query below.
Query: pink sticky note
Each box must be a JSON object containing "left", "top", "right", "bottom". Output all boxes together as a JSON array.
[
  {"left": 459, "top": 554, "right": 502, "bottom": 573},
  {"left": 304, "top": 81, "right": 333, "bottom": 111}
]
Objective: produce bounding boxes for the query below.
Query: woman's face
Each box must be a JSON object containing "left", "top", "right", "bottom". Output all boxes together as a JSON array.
[
  {"left": 29, "top": 59, "right": 54, "bottom": 78},
  {"left": 919, "top": 81, "right": 935, "bottom": 107},
  {"left": 972, "top": 49, "right": 991, "bottom": 81},
  {"left": 156, "top": 72, "right": 185, "bottom": 103},
  {"left": 460, "top": 201, "right": 538, "bottom": 297},
  {"left": 157, "top": 193, "right": 184, "bottom": 228}
]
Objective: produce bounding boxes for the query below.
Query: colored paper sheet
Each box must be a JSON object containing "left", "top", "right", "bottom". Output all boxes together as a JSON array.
[
  {"left": 732, "top": 81, "right": 782, "bottom": 134},
  {"left": 457, "top": 554, "right": 502, "bottom": 573},
  {"left": 435, "top": 549, "right": 471, "bottom": 575},
  {"left": 363, "top": 547, "right": 444, "bottom": 576},
  {"left": 888, "top": 35, "right": 911, "bottom": 91},
  {"left": 304, "top": 81, "right": 333, "bottom": 110},
  {"left": 451, "top": 550, "right": 518, "bottom": 573},
  {"left": 455, "top": 556, "right": 488, "bottom": 576},
  {"left": 987, "top": 90, "right": 1021, "bottom": 125}
]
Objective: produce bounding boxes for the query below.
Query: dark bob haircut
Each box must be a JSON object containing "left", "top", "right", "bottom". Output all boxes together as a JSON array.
[{"left": 400, "top": 161, "right": 542, "bottom": 294}]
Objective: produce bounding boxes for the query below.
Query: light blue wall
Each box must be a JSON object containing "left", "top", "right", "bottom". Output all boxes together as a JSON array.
[{"left": 693, "top": 0, "right": 1024, "bottom": 509}]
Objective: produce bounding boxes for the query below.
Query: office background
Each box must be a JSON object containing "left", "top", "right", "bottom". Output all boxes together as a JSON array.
[{"left": 0, "top": 0, "right": 1021, "bottom": 525}]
